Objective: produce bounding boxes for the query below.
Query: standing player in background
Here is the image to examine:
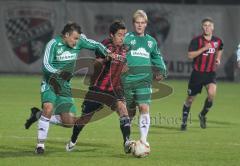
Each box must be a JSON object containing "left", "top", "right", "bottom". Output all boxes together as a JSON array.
[
  {"left": 180, "top": 17, "right": 223, "bottom": 131},
  {"left": 65, "top": 20, "right": 134, "bottom": 153},
  {"left": 236, "top": 43, "right": 240, "bottom": 68},
  {"left": 122, "top": 10, "right": 167, "bottom": 146},
  {"left": 24, "top": 22, "right": 114, "bottom": 154}
]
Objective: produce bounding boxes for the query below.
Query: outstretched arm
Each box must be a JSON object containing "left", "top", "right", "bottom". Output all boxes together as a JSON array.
[{"left": 79, "top": 34, "right": 111, "bottom": 57}]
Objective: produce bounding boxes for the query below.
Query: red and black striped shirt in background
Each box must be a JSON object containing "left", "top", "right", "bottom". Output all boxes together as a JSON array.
[
  {"left": 91, "top": 38, "right": 127, "bottom": 91},
  {"left": 188, "top": 35, "right": 223, "bottom": 72}
]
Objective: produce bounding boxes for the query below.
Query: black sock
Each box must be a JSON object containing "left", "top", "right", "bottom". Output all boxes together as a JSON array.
[
  {"left": 71, "top": 124, "right": 85, "bottom": 143},
  {"left": 200, "top": 98, "right": 213, "bottom": 116},
  {"left": 120, "top": 116, "right": 131, "bottom": 143},
  {"left": 182, "top": 104, "right": 190, "bottom": 125}
]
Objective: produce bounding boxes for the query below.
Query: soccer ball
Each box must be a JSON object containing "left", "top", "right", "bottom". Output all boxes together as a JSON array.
[{"left": 132, "top": 140, "right": 150, "bottom": 158}]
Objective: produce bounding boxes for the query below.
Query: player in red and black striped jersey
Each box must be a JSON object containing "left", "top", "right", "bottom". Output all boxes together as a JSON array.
[
  {"left": 181, "top": 17, "right": 223, "bottom": 131},
  {"left": 66, "top": 20, "right": 134, "bottom": 153},
  {"left": 92, "top": 38, "right": 127, "bottom": 92}
]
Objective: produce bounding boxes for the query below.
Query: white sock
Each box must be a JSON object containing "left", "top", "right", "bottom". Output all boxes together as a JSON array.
[
  {"left": 49, "top": 115, "right": 62, "bottom": 125},
  {"left": 139, "top": 113, "right": 150, "bottom": 144},
  {"left": 36, "top": 143, "right": 45, "bottom": 149},
  {"left": 37, "top": 115, "right": 50, "bottom": 143}
]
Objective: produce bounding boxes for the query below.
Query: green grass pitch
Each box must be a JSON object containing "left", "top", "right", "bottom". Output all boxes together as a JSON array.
[{"left": 0, "top": 75, "right": 239, "bottom": 166}]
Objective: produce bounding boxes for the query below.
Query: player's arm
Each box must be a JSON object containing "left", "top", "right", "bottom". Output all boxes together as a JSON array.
[
  {"left": 78, "top": 34, "right": 111, "bottom": 57},
  {"left": 215, "top": 50, "right": 223, "bottom": 66},
  {"left": 188, "top": 38, "right": 211, "bottom": 59},
  {"left": 42, "top": 39, "right": 59, "bottom": 74},
  {"left": 216, "top": 40, "right": 224, "bottom": 66},
  {"left": 151, "top": 41, "right": 167, "bottom": 79}
]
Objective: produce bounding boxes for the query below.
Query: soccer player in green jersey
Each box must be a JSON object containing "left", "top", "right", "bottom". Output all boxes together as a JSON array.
[
  {"left": 122, "top": 10, "right": 167, "bottom": 146},
  {"left": 25, "top": 22, "right": 112, "bottom": 154}
]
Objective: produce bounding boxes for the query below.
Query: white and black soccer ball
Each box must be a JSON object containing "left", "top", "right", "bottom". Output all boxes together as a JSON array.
[{"left": 132, "top": 140, "right": 150, "bottom": 158}]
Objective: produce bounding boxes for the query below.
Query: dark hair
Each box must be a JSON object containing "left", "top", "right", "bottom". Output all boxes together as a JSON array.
[
  {"left": 109, "top": 20, "right": 126, "bottom": 35},
  {"left": 61, "top": 22, "right": 82, "bottom": 35},
  {"left": 201, "top": 17, "right": 214, "bottom": 24}
]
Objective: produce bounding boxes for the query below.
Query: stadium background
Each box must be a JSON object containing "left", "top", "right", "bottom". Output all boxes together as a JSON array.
[{"left": 0, "top": 0, "right": 240, "bottom": 80}]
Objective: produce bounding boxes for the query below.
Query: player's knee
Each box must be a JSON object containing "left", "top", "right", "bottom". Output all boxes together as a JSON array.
[
  {"left": 207, "top": 89, "right": 216, "bottom": 100},
  {"left": 61, "top": 116, "right": 75, "bottom": 128},
  {"left": 186, "top": 97, "right": 194, "bottom": 106},
  {"left": 42, "top": 103, "right": 54, "bottom": 117},
  {"left": 139, "top": 104, "right": 149, "bottom": 114}
]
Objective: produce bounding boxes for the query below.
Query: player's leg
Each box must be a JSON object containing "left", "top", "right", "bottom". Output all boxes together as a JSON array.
[
  {"left": 135, "top": 83, "right": 152, "bottom": 144},
  {"left": 199, "top": 83, "right": 216, "bottom": 129},
  {"left": 36, "top": 102, "right": 54, "bottom": 154},
  {"left": 118, "top": 101, "right": 130, "bottom": 142},
  {"left": 138, "top": 104, "right": 150, "bottom": 144},
  {"left": 59, "top": 112, "right": 76, "bottom": 127},
  {"left": 25, "top": 97, "right": 77, "bottom": 128},
  {"left": 127, "top": 101, "right": 137, "bottom": 123},
  {"left": 122, "top": 87, "right": 138, "bottom": 153},
  {"left": 25, "top": 107, "right": 69, "bottom": 128},
  {"left": 53, "top": 96, "right": 78, "bottom": 127},
  {"left": 35, "top": 85, "right": 57, "bottom": 154},
  {"left": 181, "top": 71, "right": 202, "bottom": 130},
  {"left": 66, "top": 100, "right": 102, "bottom": 151},
  {"left": 198, "top": 72, "right": 217, "bottom": 129},
  {"left": 180, "top": 95, "right": 196, "bottom": 130},
  {"left": 115, "top": 100, "right": 133, "bottom": 153}
]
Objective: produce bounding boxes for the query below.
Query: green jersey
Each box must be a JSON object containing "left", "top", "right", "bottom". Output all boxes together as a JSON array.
[
  {"left": 122, "top": 32, "right": 167, "bottom": 84},
  {"left": 42, "top": 34, "right": 108, "bottom": 81}
]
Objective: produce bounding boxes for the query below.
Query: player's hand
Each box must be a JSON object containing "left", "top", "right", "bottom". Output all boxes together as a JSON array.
[
  {"left": 203, "top": 43, "right": 212, "bottom": 51},
  {"left": 59, "top": 71, "right": 73, "bottom": 81},
  {"left": 154, "top": 73, "right": 164, "bottom": 81},
  {"left": 107, "top": 52, "right": 115, "bottom": 59},
  {"left": 107, "top": 53, "right": 122, "bottom": 61},
  {"left": 49, "top": 76, "right": 61, "bottom": 94},
  {"left": 215, "top": 59, "right": 221, "bottom": 67}
]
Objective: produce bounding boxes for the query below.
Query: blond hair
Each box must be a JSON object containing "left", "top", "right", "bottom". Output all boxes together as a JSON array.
[
  {"left": 132, "top": 9, "right": 148, "bottom": 23},
  {"left": 201, "top": 17, "right": 214, "bottom": 25}
]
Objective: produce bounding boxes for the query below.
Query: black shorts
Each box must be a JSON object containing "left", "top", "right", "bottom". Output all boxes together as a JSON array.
[
  {"left": 187, "top": 70, "right": 216, "bottom": 96},
  {"left": 81, "top": 86, "right": 125, "bottom": 115}
]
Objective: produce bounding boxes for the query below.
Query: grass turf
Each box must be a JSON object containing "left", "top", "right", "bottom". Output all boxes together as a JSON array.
[{"left": 0, "top": 75, "right": 239, "bottom": 166}]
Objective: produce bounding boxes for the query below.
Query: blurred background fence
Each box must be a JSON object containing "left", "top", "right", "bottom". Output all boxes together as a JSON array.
[{"left": 0, "top": 0, "right": 239, "bottom": 81}]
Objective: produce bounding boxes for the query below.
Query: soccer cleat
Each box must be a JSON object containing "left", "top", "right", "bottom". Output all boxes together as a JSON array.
[
  {"left": 35, "top": 144, "right": 45, "bottom": 154},
  {"left": 180, "top": 123, "right": 187, "bottom": 131},
  {"left": 25, "top": 107, "right": 41, "bottom": 129},
  {"left": 66, "top": 141, "right": 76, "bottom": 152},
  {"left": 199, "top": 113, "right": 207, "bottom": 129},
  {"left": 124, "top": 140, "right": 135, "bottom": 154}
]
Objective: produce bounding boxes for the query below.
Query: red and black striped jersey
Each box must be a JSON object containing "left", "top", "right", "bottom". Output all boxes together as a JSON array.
[
  {"left": 91, "top": 38, "right": 127, "bottom": 91},
  {"left": 188, "top": 35, "right": 223, "bottom": 72}
]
